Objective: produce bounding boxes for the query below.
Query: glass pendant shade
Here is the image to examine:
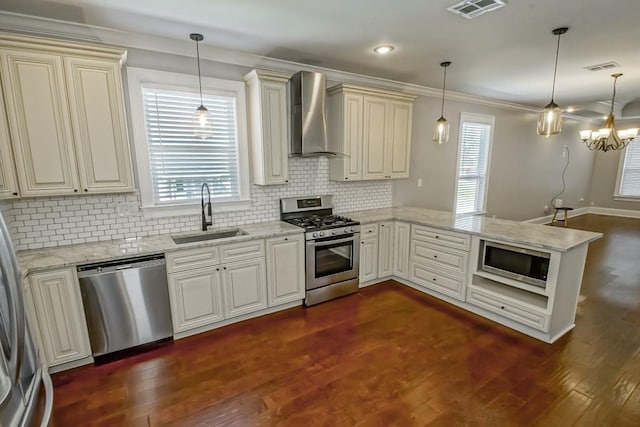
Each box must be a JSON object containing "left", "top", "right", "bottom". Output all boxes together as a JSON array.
[
  {"left": 433, "top": 117, "right": 450, "bottom": 144},
  {"left": 433, "top": 61, "right": 451, "bottom": 144},
  {"left": 537, "top": 27, "right": 568, "bottom": 137},
  {"left": 537, "top": 101, "right": 563, "bottom": 136},
  {"left": 193, "top": 104, "right": 212, "bottom": 139}
]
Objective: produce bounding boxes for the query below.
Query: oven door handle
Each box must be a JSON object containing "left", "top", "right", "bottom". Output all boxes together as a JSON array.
[{"left": 307, "top": 236, "right": 357, "bottom": 247}]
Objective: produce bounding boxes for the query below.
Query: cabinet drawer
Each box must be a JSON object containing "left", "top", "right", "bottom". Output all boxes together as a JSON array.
[
  {"left": 166, "top": 247, "right": 220, "bottom": 273},
  {"left": 409, "top": 261, "right": 465, "bottom": 301},
  {"left": 467, "top": 286, "right": 550, "bottom": 332},
  {"left": 411, "top": 241, "right": 468, "bottom": 275},
  {"left": 411, "top": 225, "right": 470, "bottom": 251},
  {"left": 360, "top": 223, "right": 378, "bottom": 237},
  {"left": 220, "top": 240, "right": 265, "bottom": 263}
]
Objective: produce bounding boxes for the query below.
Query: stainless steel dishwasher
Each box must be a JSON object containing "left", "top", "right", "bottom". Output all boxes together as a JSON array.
[{"left": 77, "top": 254, "right": 173, "bottom": 357}]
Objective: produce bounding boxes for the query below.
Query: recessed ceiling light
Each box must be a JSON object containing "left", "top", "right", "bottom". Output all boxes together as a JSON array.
[
  {"left": 373, "top": 45, "right": 395, "bottom": 55},
  {"left": 566, "top": 106, "right": 576, "bottom": 112}
]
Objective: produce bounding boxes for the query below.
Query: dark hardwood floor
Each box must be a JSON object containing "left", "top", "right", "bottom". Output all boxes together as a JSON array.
[{"left": 51, "top": 214, "right": 640, "bottom": 426}]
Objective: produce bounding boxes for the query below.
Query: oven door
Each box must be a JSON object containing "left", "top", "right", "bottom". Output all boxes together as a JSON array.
[{"left": 306, "top": 234, "right": 360, "bottom": 290}]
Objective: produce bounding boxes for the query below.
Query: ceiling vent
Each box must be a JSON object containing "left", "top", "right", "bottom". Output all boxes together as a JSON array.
[
  {"left": 447, "top": 0, "right": 506, "bottom": 19},
  {"left": 584, "top": 62, "right": 620, "bottom": 72}
]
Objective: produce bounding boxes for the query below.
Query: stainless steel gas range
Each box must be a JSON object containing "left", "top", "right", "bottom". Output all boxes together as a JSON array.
[{"left": 280, "top": 195, "right": 360, "bottom": 306}]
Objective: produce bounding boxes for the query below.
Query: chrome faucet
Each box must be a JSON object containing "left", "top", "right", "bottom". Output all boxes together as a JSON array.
[{"left": 201, "top": 183, "right": 212, "bottom": 231}]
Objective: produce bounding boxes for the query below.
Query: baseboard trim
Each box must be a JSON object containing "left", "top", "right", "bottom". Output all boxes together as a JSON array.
[
  {"left": 588, "top": 206, "right": 640, "bottom": 219},
  {"left": 524, "top": 207, "right": 589, "bottom": 224}
]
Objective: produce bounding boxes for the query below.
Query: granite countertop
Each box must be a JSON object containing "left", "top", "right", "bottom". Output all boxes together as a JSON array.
[
  {"left": 18, "top": 221, "right": 303, "bottom": 274},
  {"left": 346, "top": 207, "right": 602, "bottom": 252}
]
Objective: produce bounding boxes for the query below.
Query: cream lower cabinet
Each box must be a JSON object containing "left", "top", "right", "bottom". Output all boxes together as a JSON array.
[
  {"left": 168, "top": 267, "right": 225, "bottom": 334},
  {"left": 266, "top": 234, "right": 305, "bottom": 306},
  {"left": 166, "top": 239, "right": 268, "bottom": 335},
  {"left": 328, "top": 84, "right": 415, "bottom": 181},
  {"left": 0, "top": 33, "right": 134, "bottom": 197},
  {"left": 29, "top": 268, "right": 91, "bottom": 367},
  {"left": 393, "top": 222, "right": 410, "bottom": 279},
  {"left": 378, "top": 222, "right": 394, "bottom": 278},
  {"left": 222, "top": 258, "right": 267, "bottom": 318},
  {"left": 360, "top": 224, "right": 379, "bottom": 284}
]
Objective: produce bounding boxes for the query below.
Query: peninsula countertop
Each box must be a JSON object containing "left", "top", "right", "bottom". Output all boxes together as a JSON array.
[{"left": 345, "top": 207, "right": 602, "bottom": 252}]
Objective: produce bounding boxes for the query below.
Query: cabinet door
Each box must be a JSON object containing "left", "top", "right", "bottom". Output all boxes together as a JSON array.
[
  {"left": 258, "top": 81, "right": 289, "bottom": 185},
  {"left": 393, "top": 222, "right": 410, "bottom": 279},
  {"left": 378, "top": 222, "right": 394, "bottom": 278},
  {"left": 266, "top": 235, "right": 305, "bottom": 306},
  {"left": 362, "top": 97, "right": 388, "bottom": 180},
  {"left": 168, "top": 267, "right": 224, "bottom": 333},
  {"left": 342, "top": 94, "right": 364, "bottom": 180},
  {"left": 64, "top": 56, "right": 134, "bottom": 194},
  {"left": 0, "top": 98, "right": 19, "bottom": 199},
  {"left": 386, "top": 101, "right": 413, "bottom": 178},
  {"left": 360, "top": 237, "right": 379, "bottom": 283},
  {"left": 0, "top": 49, "right": 80, "bottom": 196},
  {"left": 222, "top": 258, "right": 267, "bottom": 318},
  {"left": 30, "top": 269, "right": 91, "bottom": 367}
]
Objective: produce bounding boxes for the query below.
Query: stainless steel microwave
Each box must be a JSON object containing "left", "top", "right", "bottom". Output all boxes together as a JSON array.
[{"left": 480, "top": 241, "right": 550, "bottom": 288}]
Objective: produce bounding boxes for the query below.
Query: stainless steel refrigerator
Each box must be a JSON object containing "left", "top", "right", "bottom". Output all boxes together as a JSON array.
[{"left": 0, "top": 211, "right": 53, "bottom": 426}]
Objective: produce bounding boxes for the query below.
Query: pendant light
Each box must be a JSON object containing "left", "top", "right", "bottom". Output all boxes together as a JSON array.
[
  {"left": 190, "top": 33, "right": 212, "bottom": 139},
  {"left": 537, "top": 27, "right": 568, "bottom": 137},
  {"left": 579, "top": 73, "right": 640, "bottom": 152},
  {"left": 433, "top": 61, "right": 451, "bottom": 144}
]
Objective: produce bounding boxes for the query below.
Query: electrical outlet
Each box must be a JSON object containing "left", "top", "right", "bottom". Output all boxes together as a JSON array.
[
  {"left": 579, "top": 197, "right": 585, "bottom": 203},
  {"left": 417, "top": 178, "right": 423, "bottom": 188},
  {"left": 544, "top": 205, "right": 549, "bottom": 214}
]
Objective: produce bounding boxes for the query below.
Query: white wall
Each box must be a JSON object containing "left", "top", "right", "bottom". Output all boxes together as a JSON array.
[{"left": 393, "top": 96, "right": 596, "bottom": 221}]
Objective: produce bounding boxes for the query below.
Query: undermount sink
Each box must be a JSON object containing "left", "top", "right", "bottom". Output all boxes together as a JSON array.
[{"left": 172, "top": 228, "right": 247, "bottom": 244}]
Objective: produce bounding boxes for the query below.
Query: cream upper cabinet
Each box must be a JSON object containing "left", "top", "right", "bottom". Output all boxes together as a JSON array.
[
  {"left": 328, "top": 92, "right": 363, "bottom": 181},
  {"left": 0, "top": 98, "right": 19, "bottom": 199},
  {"left": 328, "top": 84, "right": 415, "bottom": 181},
  {"left": 0, "top": 33, "right": 134, "bottom": 197},
  {"left": 64, "top": 56, "right": 133, "bottom": 193},
  {"left": 0, "top": 48, "right": 81, "bottom": 196},
  {"left": 244, "top": 69, "right": 291, "bottom": 185}
]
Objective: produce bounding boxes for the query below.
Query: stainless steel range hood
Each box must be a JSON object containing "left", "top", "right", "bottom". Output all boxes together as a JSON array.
[{"left": 289, "top": 71, "right": 338, "bottom": 157}]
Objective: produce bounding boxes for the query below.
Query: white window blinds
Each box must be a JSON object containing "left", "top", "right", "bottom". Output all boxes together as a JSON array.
[
  {"left": 455, "top": 114, "right": 493, "bottom": 214},
  {"left": 619, "top": 139, "right": 640, "bottom": 197},
  {"left": 142, "top": 87, "right": 240, "bottom": 204}
]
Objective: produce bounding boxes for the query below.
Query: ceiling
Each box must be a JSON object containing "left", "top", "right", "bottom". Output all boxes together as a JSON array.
[{"left": 2, "top": 0, "right": 640, "bottom": 118}]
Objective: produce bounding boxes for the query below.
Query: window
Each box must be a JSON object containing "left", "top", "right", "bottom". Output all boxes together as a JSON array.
[
  {"left": 127, "top": 68, "right": 249, "bottom": 216},
  {"left": 615, "top": 139, "right": 640, "bottom": 200},
  {"left": 454, "top": 113, "right": 494, "bottom": 214}
]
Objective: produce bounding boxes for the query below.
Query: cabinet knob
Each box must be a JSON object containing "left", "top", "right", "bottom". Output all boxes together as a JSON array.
[
  {"left": 216, "top": 268, "right": 220, "bottom": 271},
  {"left": 432, "top": 278, "right": 436, "bottom": 281},
  {"left": 284, "top": 237, "right": 288, "bottom": 241},
  {"left": 84, "top": 189, "right": 88, "bottom": 192},
  {"left": 74, "top": 189, "right": 78, "bottom": 193},
  {"left": 345, "top": 177, "right": 349, "bottom": 180},
  {"left": 433, "top": 255, "right": 438, "bottom": 259},
  {"left": 223, "top": 266, "right": 227, "bottom": 270},
  {"left": 435, "top": 235, "right": 439, "bottom": 239},
  {"left": 501, "top": 306, "right": 505, "bottom": 310},
  {"left": 285, "top": 180, "right": 289, "bottom": 183},
  {"left": 12, "top": 192, "right": 18, "bottom": 196}
]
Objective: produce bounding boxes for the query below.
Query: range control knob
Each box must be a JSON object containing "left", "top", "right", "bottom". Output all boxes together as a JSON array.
[
  {"left": 350, "top": 227, "right": 355, "bottom": 232},
  {"left": 345, "top": 228, "right": 350, "bottom": 233},
  {"left": 312, "top": 232, "right": 318, "bottom": 238},
  {"left": 331, "top": 230, "right": 337, "bottom": 235},
  {"left": 319, "top": 231, "right": 325, "bottom": 237}
]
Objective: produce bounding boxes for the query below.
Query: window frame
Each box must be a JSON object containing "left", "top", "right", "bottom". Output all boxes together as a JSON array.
[
  {"left": 453, "top": 112, "right": 495, "bottom": 215},
  {"left": 614, "top": 139, "right": 640, "bottom": 202},
  {"left": 127, "top": 67, "right": 251, "bottom": 218}
]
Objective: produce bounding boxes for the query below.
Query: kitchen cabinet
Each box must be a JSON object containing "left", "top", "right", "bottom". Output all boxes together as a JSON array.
[
  {"left": 0, "top": 33, "right": 134, "bottom": 197},
  {"left": 168, "top": 266, "right": 225, "bottom": 334},
  {"left": 409, "top": 224, "right": 470, "bottom": 301},
  {"left": 393, "top": 222, "right": 410, "bottom": 279},
  {"left": 166, "top": 238, "right": 268, "bottom": 334},
  {"left": 244, "top": 69, "right": 291, "bottom": 185},
  {"left": 222, "top": 257, "right": 267, "bottom": 318},
  {"left": 328, "top": 84, "right": 415, "bottom": 181},
  {"left": 29, "top": 268, "right": 91, "bottom": 367},
  {"left": 266, "top": 234, "right": 305, "bottom": 306},
  {"left": 377, "top": 222, "right": 394, "bottom": 278},
  {"left": 0, "top": 98, "right": 19, "bottom": 199},
  {"left": 360, "top": 223, "right": 379, "bottom": 284}
]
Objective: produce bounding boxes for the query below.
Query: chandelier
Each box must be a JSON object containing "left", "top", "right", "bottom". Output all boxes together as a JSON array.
[{"left": 579, "top": 73, "right": 639, "bottom": 152}]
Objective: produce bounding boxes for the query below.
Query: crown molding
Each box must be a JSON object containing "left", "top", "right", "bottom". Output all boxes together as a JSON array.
[{"left": 0, "top": 10, "right": 586, "bottom": 119}]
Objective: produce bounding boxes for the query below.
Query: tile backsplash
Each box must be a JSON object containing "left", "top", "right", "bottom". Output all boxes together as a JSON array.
[{"left": 0, "top": 157, "right": 392, "bottom": 251}]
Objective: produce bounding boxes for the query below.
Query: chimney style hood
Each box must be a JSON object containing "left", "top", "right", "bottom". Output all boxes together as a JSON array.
[{"left": 289, "top": 71, "right": 338, "bottom": 157}]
